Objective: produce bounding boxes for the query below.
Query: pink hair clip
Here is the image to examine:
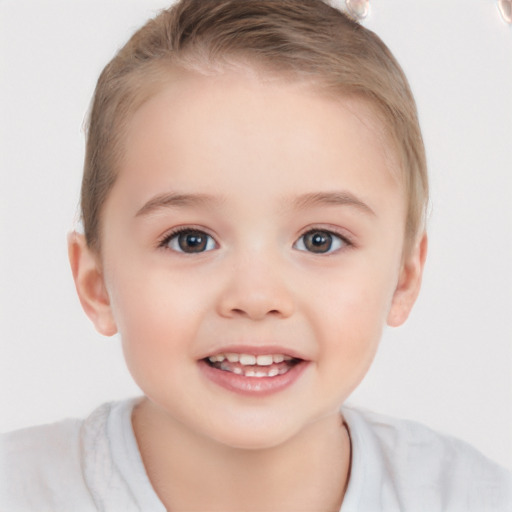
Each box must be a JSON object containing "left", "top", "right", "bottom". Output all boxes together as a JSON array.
[
  {"left": 497, "top": 0, "right": 512, "bottom": 24},
  {"left": 345, "top": 0, "right": 370, "bottom": 20}
]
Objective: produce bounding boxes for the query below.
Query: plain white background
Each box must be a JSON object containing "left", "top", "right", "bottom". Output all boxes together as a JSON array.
[{"left": 1, "top": 0, "right": 511, "bottom": 471}]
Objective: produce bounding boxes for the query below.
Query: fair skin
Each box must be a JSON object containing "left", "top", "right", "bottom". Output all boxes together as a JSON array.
[{"left": 69, "top": 67, "right": 426, "bottom": 511}]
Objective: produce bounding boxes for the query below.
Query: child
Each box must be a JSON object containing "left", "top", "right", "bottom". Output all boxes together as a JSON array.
[{"left": 1, "top": 0, "right": 511, "bottom": 510}]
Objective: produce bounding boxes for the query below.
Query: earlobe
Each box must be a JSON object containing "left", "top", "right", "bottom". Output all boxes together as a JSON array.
[
  {"left": 387, "top": 233, "right": 428, "bottom": 327},
  {"left": 67, "top": 232, "right": 118, "bottom": 336}
]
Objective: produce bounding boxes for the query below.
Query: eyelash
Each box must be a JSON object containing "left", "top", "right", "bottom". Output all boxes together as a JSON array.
[
  {"left": 294, "top": 228, "right": 354, "bottom": 255},
  {"left": 157, "top": 226, "right": 218, "bottom": 254},
  {"left": 157, "top": 226, "right": 354, "bottom": 255}
]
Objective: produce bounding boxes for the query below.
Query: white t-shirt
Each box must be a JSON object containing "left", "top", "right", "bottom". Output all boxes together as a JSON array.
[{"left": 1, "top": 398, "right": 511, "bottom": 511}]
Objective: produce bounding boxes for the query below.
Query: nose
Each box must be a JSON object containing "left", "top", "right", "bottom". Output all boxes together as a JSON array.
[{"left": 216, "top": 255, "right": 295, "bottom": 321}]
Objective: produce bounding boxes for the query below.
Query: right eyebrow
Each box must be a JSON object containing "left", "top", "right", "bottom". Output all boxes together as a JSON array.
[
  {"left": 292, "top": 191, "right": 376, "bottom": 216},
  {"left": 135, "top": 192, "right": 221, "bottom": 217}
]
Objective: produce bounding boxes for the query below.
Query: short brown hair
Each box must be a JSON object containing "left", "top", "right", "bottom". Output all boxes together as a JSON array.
[{"left": 81, "top": 0, "right": 428, "bottom": 252}]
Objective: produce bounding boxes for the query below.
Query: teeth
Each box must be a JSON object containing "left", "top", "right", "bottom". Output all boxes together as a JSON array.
[
  {"left": 209, "top": 353, "right": 294, "bottom": 365},
  {"left": 207, "top": 352, "right": 299, "bottom": 377},
  {"left": 239, "top": 354, "right": 257, "bottom": 366},
  {"left": 256, "top": 355, "right": 273, "bottom": 366},
  {"left": 208, "top": 354, "right": 226, "bottom": 363},
  {"left": 220, "top": 361, "right": 244, "bottom": 375},
  {"left": 232, "top": 367, "right": 287, "bottom": 378}
]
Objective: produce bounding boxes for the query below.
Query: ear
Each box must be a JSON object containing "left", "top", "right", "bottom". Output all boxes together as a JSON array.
[
  {"left": 67, "top": 232, "right": 118, "bottom": 336},
  {"left": 387, "top": 233, "right": 428, "bottom": 327}
]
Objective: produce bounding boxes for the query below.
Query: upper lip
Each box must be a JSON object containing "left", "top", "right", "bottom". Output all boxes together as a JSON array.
[{"left": 199, "top": 344, "right": 308, "bottom": 361}]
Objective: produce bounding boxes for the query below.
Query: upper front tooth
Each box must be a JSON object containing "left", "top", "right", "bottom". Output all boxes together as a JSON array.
[
  {"left": 256, "top": 355, "right": 273, "bottom": 366},
  {"left": 239, "top": 354, "right": 256, "bottom": 365}
]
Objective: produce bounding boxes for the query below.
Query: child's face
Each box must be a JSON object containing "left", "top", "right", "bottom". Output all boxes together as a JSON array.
[{"left": 76, "top": 68, "right": 425, "bottom": 449}]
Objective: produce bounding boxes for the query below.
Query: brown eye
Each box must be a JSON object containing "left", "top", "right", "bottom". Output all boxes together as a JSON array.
[
  {"left": 165, "top": 229, "right": 216, "bottom": 253},
  {"left": 294, "top": 230, "right": 346, "bottom": 254}
]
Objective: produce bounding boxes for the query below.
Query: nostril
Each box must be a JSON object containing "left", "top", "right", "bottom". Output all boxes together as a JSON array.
[{"left": 229, "top": 307, "right": 284, "bottom": 319}]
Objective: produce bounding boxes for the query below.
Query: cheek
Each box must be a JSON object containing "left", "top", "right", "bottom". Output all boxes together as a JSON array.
[
  {"left": 320, "top": 289, "right": 384, "bottom": 367},
  {"left": 108, "top": 256, "right": 209, "bottom": 324},
  {"left": 310, "top": 259, "right": 398, "bottom": 378},
  {"left": 110, "top": 275, "right": 205, "bottom": 401},
  {"left": 315, "top": 296, "right": 383, "bottom": 404},
  {"left": 107, "top": 267, "right": 207, "bottom": 363},
  {"left": 317, "top": 257, "right": 398, "bottom": 330}
]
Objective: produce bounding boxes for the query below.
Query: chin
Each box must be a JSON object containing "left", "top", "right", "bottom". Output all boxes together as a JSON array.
[
  {"left": 214, "top": 430, "right": 296, "bottom": 451},
  {"left": 204, "top": 414, "right": 304, "bottom": 451}
]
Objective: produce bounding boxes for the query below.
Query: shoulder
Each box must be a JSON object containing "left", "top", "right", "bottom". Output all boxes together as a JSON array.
[
  {"left": 341, "top": 407, "right": 512, "bottom": 512},
  {"left": 0, "top": 398, "right": 160, "bottom": 512},
  {"left": 0, "top": 402, "right": 123, "bottom": 512},
  {"left": 0, "top": 415, "right": 95, "bottom": 511}
]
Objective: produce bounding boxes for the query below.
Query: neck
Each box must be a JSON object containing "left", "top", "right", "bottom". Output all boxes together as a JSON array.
[{"left": 132, "top": 398, "right": 351, "bottom": 512}]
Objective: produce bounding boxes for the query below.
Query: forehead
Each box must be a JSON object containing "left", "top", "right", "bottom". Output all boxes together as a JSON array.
[{"left": 111, "top": 68, "right": 404, "bottom": 217}]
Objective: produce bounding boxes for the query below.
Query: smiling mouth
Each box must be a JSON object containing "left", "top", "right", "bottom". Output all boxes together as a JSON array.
[{"left": 204, "top": 352, "right": 302, "bottom": 378}]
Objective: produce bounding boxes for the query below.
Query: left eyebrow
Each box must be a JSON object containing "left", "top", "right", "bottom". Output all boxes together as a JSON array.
[
  {"left": 135, "top": 192, "right": 221, "bottom": 217},
  {"left": 292, "top": 191, "right": 376, "bottom": 216}
]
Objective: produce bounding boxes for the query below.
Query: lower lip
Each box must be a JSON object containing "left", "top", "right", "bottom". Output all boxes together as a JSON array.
[{"left": 198, "top": 359, "right": 309, "bottom": 396}]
